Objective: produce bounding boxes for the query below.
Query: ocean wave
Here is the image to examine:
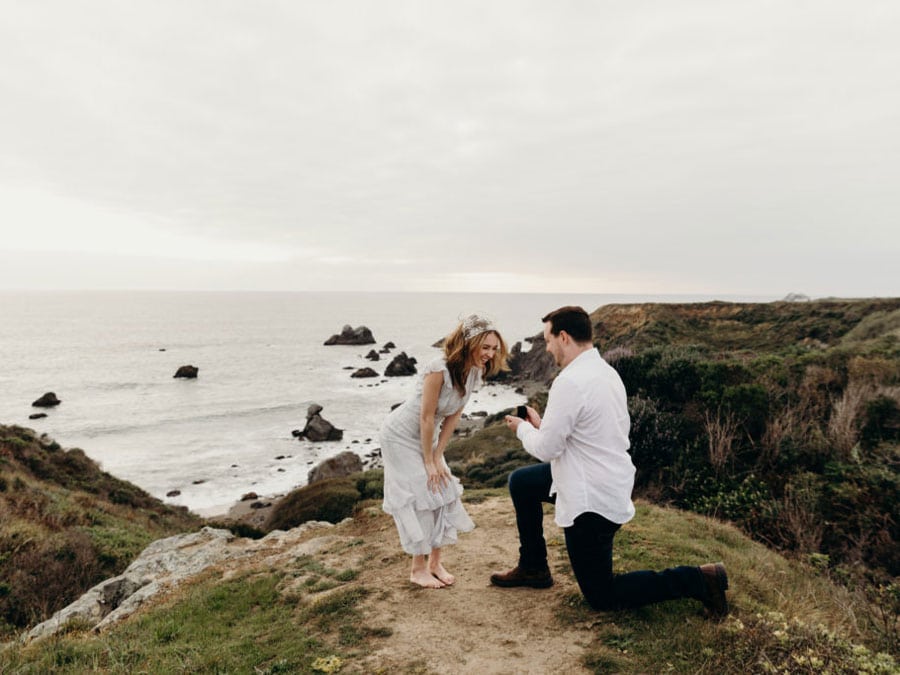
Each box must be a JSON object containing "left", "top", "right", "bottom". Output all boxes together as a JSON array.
[{"left": 76, "top": 402, "right": 307, "bottom": 436}]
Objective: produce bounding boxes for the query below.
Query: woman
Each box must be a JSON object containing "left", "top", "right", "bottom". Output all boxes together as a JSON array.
[{"left": 381, "top": 315, "right": 509, "bottom": 588}]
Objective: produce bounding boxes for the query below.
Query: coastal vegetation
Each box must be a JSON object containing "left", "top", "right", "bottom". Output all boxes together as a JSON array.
[{"left": 0, "top": 425, "right": 200, "bottom": 641}]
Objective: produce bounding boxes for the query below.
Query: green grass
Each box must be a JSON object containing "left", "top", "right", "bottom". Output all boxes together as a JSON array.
[
  {"left": 0, "top": 570, "right": 377, "bottom": 674},
  {"left": 553, "top": 503, "right": 897, "bottom": 673}
]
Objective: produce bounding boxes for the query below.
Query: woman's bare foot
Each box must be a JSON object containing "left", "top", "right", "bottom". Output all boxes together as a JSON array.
[
  {"left": 429, "top": 562, "right": 455, "bottom": 586},
  {"left": 410, "top": 569, "right": 445, "bottom": 588}
]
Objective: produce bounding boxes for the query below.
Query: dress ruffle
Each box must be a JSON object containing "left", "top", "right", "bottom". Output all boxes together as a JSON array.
[{"left": 382, "top": 470, "right": 475, "bottom": 555}]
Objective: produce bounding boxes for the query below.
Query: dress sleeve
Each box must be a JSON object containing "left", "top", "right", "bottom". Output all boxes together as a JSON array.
[{"left": 422, "top": 357, "right": 451, "bottom": 388}]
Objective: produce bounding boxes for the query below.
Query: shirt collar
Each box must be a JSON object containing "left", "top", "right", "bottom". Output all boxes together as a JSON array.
[{"left": 563, "top": 346, "right": 599, "bottom": 372}]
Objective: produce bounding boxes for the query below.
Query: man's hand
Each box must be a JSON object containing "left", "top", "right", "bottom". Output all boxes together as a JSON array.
[
  {"left": 505, "top": 414, "right": 524, "bottom": 432},
  {"left": 506, "top": 406, "right": 541, "bottom": 432}
]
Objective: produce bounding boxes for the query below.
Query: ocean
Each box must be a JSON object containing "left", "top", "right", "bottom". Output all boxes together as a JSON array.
[{"left": 0, "top": 290, "right": 771, "bottom": 516}]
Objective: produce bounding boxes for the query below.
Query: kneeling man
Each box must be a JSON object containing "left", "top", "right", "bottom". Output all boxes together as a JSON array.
[{"left": 492, "top": 306, "right": 729, "bottom": 618}]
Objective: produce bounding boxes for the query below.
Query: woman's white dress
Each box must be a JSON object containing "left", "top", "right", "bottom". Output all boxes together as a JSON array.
[{"left": 380, "top": 357, "right": 477, "bottom": 555}]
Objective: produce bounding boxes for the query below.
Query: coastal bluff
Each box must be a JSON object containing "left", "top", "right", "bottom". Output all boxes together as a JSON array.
[
  {"left": 5, "top": 492, "right": 894, "bottom": 673},
  {"left": 3, "top": 298, "right": 899, "bottom": 672}
]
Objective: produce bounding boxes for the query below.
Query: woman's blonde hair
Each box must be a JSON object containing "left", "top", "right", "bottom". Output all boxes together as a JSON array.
[{"left": 443, "top": 322, "right": 510, "bottom": 395}]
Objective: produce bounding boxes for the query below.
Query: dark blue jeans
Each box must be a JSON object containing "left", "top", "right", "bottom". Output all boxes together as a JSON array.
[{"left": 509, "top": 462, "right": 705, "bottom": 611}]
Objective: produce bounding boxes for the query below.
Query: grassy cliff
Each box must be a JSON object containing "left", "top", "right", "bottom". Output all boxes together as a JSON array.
[{"left": 0, "top": 425, "right": 201, "bottom": 639}]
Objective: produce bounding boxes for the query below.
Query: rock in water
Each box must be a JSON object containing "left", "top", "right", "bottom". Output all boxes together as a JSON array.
[
  {"left": 307, "top": 451, "right": 364, "bottom": 484},
  {"left": 351, "top": 367, "right": 379, "bottom": 378},
  {"left": 323, "top": 325, "right": 376, "bottom": 345},
  {"left": 296, "top": 404, "right": 343, "bottom": 442},
  {"left": 173, "top": 365, "right": 199, "bottom": 379},
  {"left": 31, "top": 392, "right": 61, "bottom": 407},
  {"left": 384, "top": 352, "right": 417, "bottom": 377}
]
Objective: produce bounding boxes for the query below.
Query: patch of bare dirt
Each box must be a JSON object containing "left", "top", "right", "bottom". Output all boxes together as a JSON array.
[{"left": 333, "top": 497, "right": 594, "bottom": 674}]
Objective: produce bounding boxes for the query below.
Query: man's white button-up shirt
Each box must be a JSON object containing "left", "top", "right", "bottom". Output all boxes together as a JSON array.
[{"left": 516, "top": 348, "right": 636, "bottom": 528}]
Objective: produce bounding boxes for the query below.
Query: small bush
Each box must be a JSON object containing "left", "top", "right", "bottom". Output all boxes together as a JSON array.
[
  {"left": 265, "top": 479, "right": 361, "bottom": 531},
  {"left": 350, "top": 469, "right": 384, "bottom": 500}
]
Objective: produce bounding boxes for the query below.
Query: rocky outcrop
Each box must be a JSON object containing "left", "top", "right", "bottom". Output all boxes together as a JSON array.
[
  {"left": 22, "top": 523, "right": 342, "bottom": 643},
  {"left": 324, "top": 325, "right": 375, "bottom": 346},
  {"left": 351, "top": 367, "right": 379, "bottom": 378},
  {"left": 384, "top": 352, "right": 417, "bottom": 377},
  {"left": 173, "top": 365, "right": 199, "bottom": 379},
  {"left": 307, "top": 451, "right": 364, "bottom": 484},
  {"left": 782, "top": 292, "right": 812, "bottom": 302},
  {"left": 507, "top": 335, "right": 557, "bottom": 384},
  {"left": 293, "top": 404, "right": 343, "bottom": 442},
  {"left": 31, "top": 392, "right": 61, "bottom": 408}
]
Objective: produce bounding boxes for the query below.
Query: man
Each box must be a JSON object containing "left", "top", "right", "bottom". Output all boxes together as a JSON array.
[{"left": 491, "top": 306, "right": 729, "bottom": 618}]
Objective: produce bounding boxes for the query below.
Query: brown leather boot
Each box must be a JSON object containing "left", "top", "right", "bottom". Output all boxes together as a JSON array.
[
  {"left": 490, "top": 565, "right": 553, "bottom": 589},
  {"left": 699, "top": 562, "right": 729, "bottom": 619}
]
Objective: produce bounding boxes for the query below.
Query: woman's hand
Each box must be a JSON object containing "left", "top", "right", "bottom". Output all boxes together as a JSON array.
[{"left": 425, "top": 460, "right": 450, "bottom": 493}]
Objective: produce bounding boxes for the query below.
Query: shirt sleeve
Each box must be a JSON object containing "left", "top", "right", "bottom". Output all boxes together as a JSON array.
[{"left": 516, "top": 376, "right": 580, "bottom": 462}]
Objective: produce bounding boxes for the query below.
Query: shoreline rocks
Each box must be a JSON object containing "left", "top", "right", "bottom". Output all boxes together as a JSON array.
[
  {"left": 293, "top": 404, "right": 343, "bottom": 442},
  {"left": 506, "top": 335, "right": 557, "bottom": 384},
  {"left": 31, "top": 392, "right": 61, "bottom": 408},
  {"left": 324, "top": 325, "right": 375, "bottom": 346},
  {"left": 384, "top": 352, "right": 417, "bottom": 377},
  {"left": 174, "top": 365, "right": 199, "bottom": 379},
  {"left": 307, "top": 451, "right": 363, "bottom": 484}
]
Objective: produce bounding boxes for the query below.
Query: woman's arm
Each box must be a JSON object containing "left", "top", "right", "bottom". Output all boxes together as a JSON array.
[
  {"left": 434, "top": 408, "right": 463, "bottom": 460},
  {"left": 419, "top": 371, "right": 445, "bottom": 492}
]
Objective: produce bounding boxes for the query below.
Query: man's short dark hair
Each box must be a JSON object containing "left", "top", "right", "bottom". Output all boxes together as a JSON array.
[{"left": 541, "top": 306, "right": 592, "bottom": 343}]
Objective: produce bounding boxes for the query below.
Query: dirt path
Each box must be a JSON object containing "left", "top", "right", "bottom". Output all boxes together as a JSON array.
[{"left": 336, "top": 497, "right": 594, "bottom": 674}]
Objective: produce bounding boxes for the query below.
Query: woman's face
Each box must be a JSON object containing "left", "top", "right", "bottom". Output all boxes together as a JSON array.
[{"left": 473, "top": 332, "right": 500, "bottom": 369}]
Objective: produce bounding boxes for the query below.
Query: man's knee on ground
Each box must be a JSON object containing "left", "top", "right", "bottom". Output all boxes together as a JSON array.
[{"left": 584, "top": 592, "right": 620, "bottom": 612}]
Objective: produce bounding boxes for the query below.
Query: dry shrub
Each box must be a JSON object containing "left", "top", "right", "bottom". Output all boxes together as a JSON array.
[
  {"left": 828, "top": 381, "right": 877, "bottom": 456},
  {"left": 778, "top": 474, "right": 825, "bottom": 554},
  {"left": 1, "top": 530, "right": 101, "bottom": 628},
  {"left": 705, "top": 410, "right": 739, "bottom": 473},
  {"left": 760, "top": 405, "right": 799, "bottom": 468}
]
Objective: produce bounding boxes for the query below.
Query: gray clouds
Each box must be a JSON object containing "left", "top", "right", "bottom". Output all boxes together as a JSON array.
[{"left": 1, "top": 1, "right": 898, "bottom": 294}]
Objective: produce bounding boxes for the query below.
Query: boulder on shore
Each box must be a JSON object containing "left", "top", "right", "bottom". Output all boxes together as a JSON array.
[
  {"left": 384, "top": 352, "right": 417, "bottom": 377},
  {"left": 174, "top": 365, "right": 199, "bottom": 379},
  {"left": 307, "top": 451, "right": 363, "bottom": 484},
  {"left": 351, "top": 367, "right": 379, "bottom": 378},
  {"left": 295, "top": 404, "right": 343, "bottom": 442},
  {"left": 324, "top": 325, "right": 375, "bottom": 345},
  {"left": 31, "top": 392, "right": 61, "bottom": 408}
]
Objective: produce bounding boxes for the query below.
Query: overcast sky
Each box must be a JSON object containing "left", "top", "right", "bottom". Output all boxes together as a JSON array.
[{"left": 1, "top": 1, "right": 897, "bottom": 296}]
